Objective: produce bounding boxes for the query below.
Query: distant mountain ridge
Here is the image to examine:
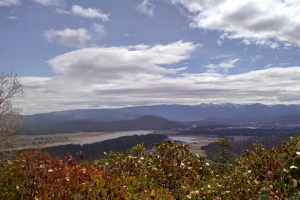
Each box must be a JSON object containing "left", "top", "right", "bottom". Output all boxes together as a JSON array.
[
  {"left": 22, "top": 116, "right": 185, "bottom": 135},
  {"left": 60, "top": 115, "right": 184, "bottom": 132},
  {"left": 24, "top": 103, "right": 300, "bottom": 127}
]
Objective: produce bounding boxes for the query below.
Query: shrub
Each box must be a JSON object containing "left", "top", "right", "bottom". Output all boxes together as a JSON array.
[{"left": 0, "top": 135, "right": 299, "bottom": 199}]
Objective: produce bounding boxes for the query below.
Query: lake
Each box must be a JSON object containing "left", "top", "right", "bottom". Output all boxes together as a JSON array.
[
  {"left": 168, "top": 136, "right": 197, "bottom": 144},
  {"left": 74, "top": 130, "right": 154, "bottom": 145}
]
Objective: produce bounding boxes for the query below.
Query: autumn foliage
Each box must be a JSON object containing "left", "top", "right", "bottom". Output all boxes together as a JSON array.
[{"left": 0, "top": 135, "right": 299, "bottom": 199}]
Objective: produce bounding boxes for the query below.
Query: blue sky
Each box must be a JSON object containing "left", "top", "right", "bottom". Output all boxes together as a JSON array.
[{"left": 1, "top": 0, "right": 300, "bottom": 114}]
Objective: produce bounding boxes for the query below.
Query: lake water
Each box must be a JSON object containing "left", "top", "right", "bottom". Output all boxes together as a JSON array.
[
  {"left": 74, "top": 130, "right": 154, "bottom": 145},
  {"left": 168, "top": 136, "right": 197, "bottom": 144}
]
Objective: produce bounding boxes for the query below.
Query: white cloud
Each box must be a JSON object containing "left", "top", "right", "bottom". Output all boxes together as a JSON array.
[
  {"left": 264, "top": 64, "right": 273, "bottom": 68},
  {"left": 0, "top": 0, "right": 63, "bottom": 7},
  {"left": 7, "top": 15, "right": 18, "bottom": 20},
  {"left": 216, "top": 39, "right": 223, "bottom": 46},
  {"left": 57, "top": 5, "right": 109, "bottom": 21},
  {"left": 30, "top": 0, "right": 63, "bottom": 6},
  {"left": 205, "top": 58, "right": 239, "bottom": 73},
  {"left": 72, "top": 5, "right": 109, "bottom": 20},
  {"left": 43, "top": 28, "right": 91, "bottom": 48},
  {"left": 47, "top": 41, "right": 197, "bottom": 80},
  {"left": 135, "top": 0, "right": 156, "bottom": 17},
  {"left": 20, "top": 77, "right": 52, "bottom": 87},
  {"left": 0, "top": 0, "right": 21, "bottom": 6},
  {"left": 250, "top": 55, "right": 263, "bottom": 63},
  {"left": 168, "top": 0, "right": 300, "bottom": 47},
  {"left": 91, "top": 23, "right": 106, "bottom": 36}
]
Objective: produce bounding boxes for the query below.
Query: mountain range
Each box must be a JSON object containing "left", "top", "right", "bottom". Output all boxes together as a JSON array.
[
  {"left": 22, "top": 116, "right": 185, "bottom": 135},
  {"left": 24, "top": 103, "right": 300, "bottom": 127}
]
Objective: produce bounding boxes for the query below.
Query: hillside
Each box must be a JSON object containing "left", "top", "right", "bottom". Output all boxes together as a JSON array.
[
  {"left": 60, "top": 115, "right": 185, "bottom": 132},
  {"left": 22, "top": 116, "right": 185, "bottom": 135},
  {"left": 41, "top": 134, "right": 167, "bottom": 161}
]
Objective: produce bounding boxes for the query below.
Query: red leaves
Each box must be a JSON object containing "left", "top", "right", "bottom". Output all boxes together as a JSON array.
[
  {"left": 0, "top": 151, "right": 103, "bottom": 199},
  {"left": 283, "top": 147, "right": 289, "bottom": 153}
]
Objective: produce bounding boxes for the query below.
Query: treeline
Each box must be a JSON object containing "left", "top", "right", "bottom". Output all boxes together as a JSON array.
[
  {"left": 181, "top": 127, "right": 300, "bottom": 137},
  {"left": 202, "top": 136, "right": 291, "bottom": 159},
  {"left": 41, "top": 134, "right": 167, "bottom": 161}
]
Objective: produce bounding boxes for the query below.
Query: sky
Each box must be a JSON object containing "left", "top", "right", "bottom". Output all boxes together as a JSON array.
[{"left": 1, "top": 0, "right": 300, "bottom": 114}]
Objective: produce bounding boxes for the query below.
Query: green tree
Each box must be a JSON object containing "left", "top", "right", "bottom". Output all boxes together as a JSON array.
[{"left": 214, "top": 134, "right": 232, "bottom": 173}]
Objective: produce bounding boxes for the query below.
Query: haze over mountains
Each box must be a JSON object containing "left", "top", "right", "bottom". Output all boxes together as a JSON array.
[{"left": 24, "top": 103, "right": 300, "bottom": 129}]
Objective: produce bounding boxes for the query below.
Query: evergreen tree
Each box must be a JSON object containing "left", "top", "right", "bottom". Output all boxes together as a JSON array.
[{"left": 214, "top": 134, "right": 232, "bottom": 173}]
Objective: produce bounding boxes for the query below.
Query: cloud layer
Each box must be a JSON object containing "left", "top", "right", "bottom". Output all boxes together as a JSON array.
[
  {"left": 169, "top": 0, "right": 300, "bottom": 47},
  {"left": 17, "top": 41, "right": 300, "bottom": 114}
]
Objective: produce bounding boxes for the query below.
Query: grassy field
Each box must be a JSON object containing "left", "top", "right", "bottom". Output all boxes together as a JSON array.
[{"left": 2, "top": 130, "right": 166, "bottom": 151}]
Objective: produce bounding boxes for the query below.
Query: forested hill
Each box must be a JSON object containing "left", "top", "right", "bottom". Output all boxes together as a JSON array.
[
  {"left": 41, "top": 134, "right": 168, "bottom": 161},
  {"left": 22, "top": 116, "right": 185, "bottom": 135},
  {"left": 61, "top": 116, "right": 184, "bottom": 132}
]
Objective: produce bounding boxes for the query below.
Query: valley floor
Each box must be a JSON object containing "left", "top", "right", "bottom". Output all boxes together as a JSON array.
[
  {"left": 3, "top": 130, "right": 227, "bottom": 157},
  {"left": 3, "top": 129, "right": 283, "bottom": 158},
  {"left": 3, "top": 130, "right": 157, "bottom": 151}
]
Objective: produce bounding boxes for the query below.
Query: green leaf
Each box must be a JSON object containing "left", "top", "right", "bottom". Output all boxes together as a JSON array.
[
  {"left": 294, "top": 158, "right": 300, "bottom": 166},
  {"left": 291, "top": 179, "right": 298, "bottom": 188},
  {"left": 278, "top": 153, "right": 287, "bottom": 158},
  {"left": 296, "top": 141, "right": 300, "bottom": 150}
]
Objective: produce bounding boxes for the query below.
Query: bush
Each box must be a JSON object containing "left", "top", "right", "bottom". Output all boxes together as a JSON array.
[{"left": 0, "top": 135, "right": 299, "bottom": 199}]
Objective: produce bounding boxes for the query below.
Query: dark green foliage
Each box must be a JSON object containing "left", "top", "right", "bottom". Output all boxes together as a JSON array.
[
  {"left": 213, "top": 135, "right": 233, "bottom": 172},
  {"left": 183, "top": 127, "right": 299, "bottom": 137},
  {"left": 37, "top": 134, "right": 167, "bottom": 161},
  {"left": 203, "top": 136, "right": 290, "bottom": 159}
]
